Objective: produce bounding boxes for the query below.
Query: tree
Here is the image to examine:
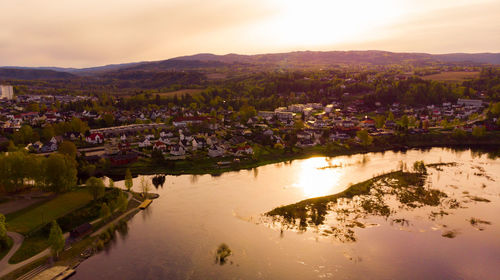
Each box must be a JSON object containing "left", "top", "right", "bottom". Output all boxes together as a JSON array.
[
  {"left": 48, "top": 220, "right": 65, "bottom": 258},
  {"left": 100, "top": 203, "right": 111, "bottom": 219},
  {"left": 13, "top": 125, "right": 34, "bottom": 144},
  {"left": 125, "top": 169, "right": 133, "bottom": 192},
  {"left": 45, "top": 153, "right": 77, "bottom": 193},
  {"left": 70, "top": 117, "right": 89, "bottom": 134},
  {"left": 374, "top": 115, "right": 386, "bottom": 128},
  {"left": 151, "top": 149, "right": 164, "bottom": 164},
  {"left": 413, "top": 161, "right": 427, "bottom": 174},
  {"left": 400, "top": 115, "right": 409, "bottom": 129},
  {"left": 86, "top": 177, "right": 105, "bottom": 200},
  {"left": 293, "top": 120, "right": 304, "bottom": 130},
  {"left": 102, "top": 113, "right": 115, "bottom": 127},
  {"left": 356, "top": 129, "right": 373, "bottom": 148},
  {"left": 0, "top": 214, "right": 7, "bottom": 249},
  {"left": 387, "top": 111, "right": 395, "bottom": 121},
  {"left": 238, "top": 105, "right": 257, "bottom": 122},
  {"left": 58, "top": 141, "right": 77, "bottom": 159},
  {"left": 472, "top": 125, "right": 486, "bottom": 138},
  {"left": 140, "top": 176, "right": 151, "bottom": 197},
  {"left": 41, "top": 125, "right": 55, "bottom": 142},
  {"left": 108, "top": 178, "right": 115, "bottom": 189},
  {"left": 118, "top": 192, "right": 129, "bottom": 212}
]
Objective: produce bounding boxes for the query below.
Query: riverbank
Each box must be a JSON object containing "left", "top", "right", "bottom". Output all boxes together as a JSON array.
[
  {"left": 103, "top": 132, "right": 500, "bottom": 178},
  {"left": 0, "top": 190, "right": 147, "bottom": 280}
]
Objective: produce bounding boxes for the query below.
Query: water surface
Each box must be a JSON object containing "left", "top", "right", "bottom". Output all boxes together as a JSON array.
[{"left": 74, "top": 148, "right": 500, "bottom": 280}]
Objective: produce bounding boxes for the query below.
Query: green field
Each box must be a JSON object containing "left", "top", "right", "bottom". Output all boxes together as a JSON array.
[
  {"left": 6, "top": 189, "right": 93, "bottom": 235},
  {"left": 421, "top": 71, "right": 479, "bottom": 82},
  {"left": 8, "top": 233, "right": 48, "bottom": 264}
]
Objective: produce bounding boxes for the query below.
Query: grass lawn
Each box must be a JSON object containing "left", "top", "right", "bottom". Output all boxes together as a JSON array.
[
  {"left": 8, "top": 233, "right": 48, "bottom": 264},
  {"left": 6, "top": 189, "right": 93, "bottom": 235}
]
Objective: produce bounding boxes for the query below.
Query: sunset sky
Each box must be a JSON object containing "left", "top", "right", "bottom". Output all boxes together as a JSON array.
[{"left": 1, "top": 0, "right": 499, "bottom": 67}]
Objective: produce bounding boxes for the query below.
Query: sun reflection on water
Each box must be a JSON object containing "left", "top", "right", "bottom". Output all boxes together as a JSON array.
[{"left": 294, "top": 157, "right": 343, "bottom": 198}]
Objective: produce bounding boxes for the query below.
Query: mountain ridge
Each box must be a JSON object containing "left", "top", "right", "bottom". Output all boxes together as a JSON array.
[{"left": 1, "top": 50, "right": 499, "bottom": 80}]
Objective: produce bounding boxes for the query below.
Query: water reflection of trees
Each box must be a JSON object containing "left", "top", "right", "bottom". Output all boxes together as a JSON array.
[
  {"left": 265, "top": 170, "right": 468, "bottom": 243},
  {"left": 152, "top": 175, "right": 166, "bottom": 189}
]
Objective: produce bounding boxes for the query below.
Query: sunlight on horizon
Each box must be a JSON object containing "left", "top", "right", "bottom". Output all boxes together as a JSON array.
[
  {"left": 256, "top": 0, "right": 404, "bottom": 48},
  {"left": 0, "top": 0, "right": 498, "bottom": 66}
]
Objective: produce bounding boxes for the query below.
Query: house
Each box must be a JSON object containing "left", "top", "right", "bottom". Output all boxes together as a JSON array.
[
  {"left": 139, "top": 138, "right": 152, "bottom": 148},
  {"left": 360, "top": 118, "right": 375, "bottom": 128},
  {"left": 234, "top": 145, "right": 253, "bottom": 157},
  {"left": 297, "top": 139, "right": 314, "bottom": 147},
  {"left": 153, "top": 140, "right": 167, "bottom": 151},
  {"left": 208, "top": 145, "right": 226, "bottom": 157},
  {"left": 172, "top": 116, "right": 208, "bottom": 127},
  {"left": 109, "top": 152, "right": 138, "bottom": 165},
  {"left": 64, "top": 131, "right": 82, "bottom": 141},
  {"left": 258, "top": 111, "right": 275, "bottom": 119},
  {"left": 70, "top": 223, "right": 92, "bottom": 240},
  {"left": 40, "top": 142, "right": 58, "bottom": 153},
  {"left": 170, "top": 144, "right": 186, "bottom": 156},
  {"left": 276, "top": 111, "right": 295, "bottom": 121},
  {"left": 86, "top": 133, "right": 104, "bottom": 144}
]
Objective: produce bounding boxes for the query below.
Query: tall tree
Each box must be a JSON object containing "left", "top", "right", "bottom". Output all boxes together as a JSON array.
[
  {"left": 124, "top": 169, "right": 133, "bottom": 192},
  {"left": 140, "top": 176, "right": 151, "bottom": 197},
  {"left": 58, "top": 141, "right": 77, "bottom": 159},
  {"left": 0, "top": 214, "right": 7, "bottom": 248},
  {"left": 356, "top": 129, "right": 373, "bottom": 148},
  {"left": 100, "top": 203, "right": 111, "bottom": 219},
  {"left": 48, "top": 220, "right": 65, "bottom": 258},
  {"left": 108, "top": 178, "right": 115, "bottom": 189},
  {"left": 86, "top": 177, "right": 105, "bottom": 200},
  {"left": 45, "top": 153, "right": 77, "bottom": 193}
]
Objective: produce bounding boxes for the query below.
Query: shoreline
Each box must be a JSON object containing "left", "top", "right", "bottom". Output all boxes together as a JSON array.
[{"left": 102, "top": 133, "right": 500, "bottom": 179}]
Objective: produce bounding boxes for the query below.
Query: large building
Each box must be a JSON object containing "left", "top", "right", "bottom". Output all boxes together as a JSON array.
[
  {"left": 0, "top": 85, "right": 14, "bottom": 100},
  {"left": 457, "top": 98, "right": 482, "bottom": 107}
]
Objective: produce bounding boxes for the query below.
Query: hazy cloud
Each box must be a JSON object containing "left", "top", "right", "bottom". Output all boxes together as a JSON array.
[{"left": 0, "top": 0, "right": 498, "bottom": 67}]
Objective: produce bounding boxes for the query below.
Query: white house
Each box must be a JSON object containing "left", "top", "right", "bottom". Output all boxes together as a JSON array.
[{"left": 86, "top": 133, "right": 104, "bottom": 144}]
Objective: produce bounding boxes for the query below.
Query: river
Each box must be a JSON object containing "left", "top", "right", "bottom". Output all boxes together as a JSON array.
[{"left": 73, "top": 148, "right": 500, "bottom": 280}]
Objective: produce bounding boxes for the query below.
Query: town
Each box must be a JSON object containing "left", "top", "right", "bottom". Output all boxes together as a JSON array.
[{"left": 0, "top": 80, "right": 497, "bottom": 174}]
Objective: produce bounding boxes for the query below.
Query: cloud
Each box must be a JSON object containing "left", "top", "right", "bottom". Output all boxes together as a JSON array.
[
  {"left": 0, "top": 0, "right": 277, "bottom": 67},
  {"left": 0, "top": 0, "right": 498, "bottom": 67}
]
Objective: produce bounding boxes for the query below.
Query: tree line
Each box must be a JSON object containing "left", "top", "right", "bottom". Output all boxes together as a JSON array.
[{"left": 0, "top": 151, "right": 77, "bottom": 193}]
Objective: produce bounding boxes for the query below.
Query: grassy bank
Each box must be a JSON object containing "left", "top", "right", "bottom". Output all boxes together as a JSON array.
[
  {"left": 6, "top": 187, "right": 125, "bottom": 264},
  {"left": 103, "top": 132, "right": 500, "bottom": 179},
  {"left": 6, "top": 189, "right": 93, "bottom": 235}
]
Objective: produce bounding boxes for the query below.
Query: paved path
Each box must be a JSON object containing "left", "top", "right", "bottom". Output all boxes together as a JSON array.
[
  {"left": 0, "top": 232, "right": 70, "bottom": 278},
  {"left": 0, "top": 191, "right": 137, "bottom": 278},
  {"left": 0, "top": 232, "right": 24, "bottom": 272}
]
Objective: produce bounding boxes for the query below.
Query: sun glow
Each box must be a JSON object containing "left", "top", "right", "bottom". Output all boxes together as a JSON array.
[
  {"left": 294, "top": 157, "right": 343, "bottom": 198},
  {"left": 254, "top": 0, "right": 405, "bottom": 49}
]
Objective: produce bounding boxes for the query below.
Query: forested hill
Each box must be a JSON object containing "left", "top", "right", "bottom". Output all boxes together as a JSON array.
[
  {"left": 2, "top": 50, "right": 500, "bottom": 79},
  {"left": 172, "top": 51, "right": 500, "bottom": 67}
]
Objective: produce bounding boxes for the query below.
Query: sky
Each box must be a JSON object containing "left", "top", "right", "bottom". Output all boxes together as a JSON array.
[{"left": 1, "top": 0, "right": 499, "bottom": 67}]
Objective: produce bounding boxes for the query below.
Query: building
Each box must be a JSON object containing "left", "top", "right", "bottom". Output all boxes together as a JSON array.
[
  {"left": 457, "top": 99, "right": 482, "bottom": 108},
  {"left": 0, "top": 85, "right": 14, "bottom": 100}
]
